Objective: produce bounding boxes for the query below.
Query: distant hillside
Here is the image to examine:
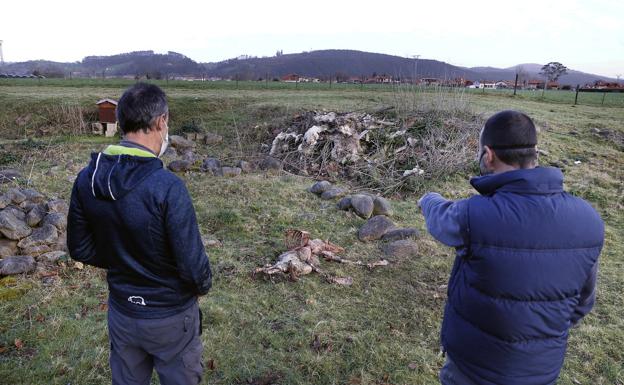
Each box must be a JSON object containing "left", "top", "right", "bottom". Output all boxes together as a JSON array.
[
  {"left": 204, "top": 52, "right": 616, "bottom": 85},
  {"left": 82, "top": 51, "right": 202, "bottom": 78},
  {"left": 203, "top": 50, "right": 480, "bottom": 80},
  {"left": 505, "top": 63, "right": 544, "bottom": 72},
  {"left": 0, "top": 60, "right": 80, "bottom": 78},
  {"left": 0, "top": 49, "right": 616, "bottom": 85},
  {"left": 1, "top": 51, "right": 202, "bottom": 78}
]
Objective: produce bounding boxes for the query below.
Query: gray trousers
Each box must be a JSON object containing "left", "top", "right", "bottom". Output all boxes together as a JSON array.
[
  {"left": 107, "top": 300, "right": 204, "bottom": 385},
  {"left": 439, "top": 357, "right": 480, "bottom": 385}
]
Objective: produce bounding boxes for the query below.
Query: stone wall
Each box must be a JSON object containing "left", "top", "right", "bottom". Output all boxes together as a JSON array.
[{"left": 0, "top": 188, "right": 68, "bottom": 276}]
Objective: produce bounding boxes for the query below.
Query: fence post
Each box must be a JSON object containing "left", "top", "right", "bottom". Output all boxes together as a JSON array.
[{"left": 574, "top": 85, "right": 579, "bottom": 105}]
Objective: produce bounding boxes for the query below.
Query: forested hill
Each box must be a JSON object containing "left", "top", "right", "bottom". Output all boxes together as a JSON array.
[
  {"left": 0, "top": 49, "right": 615, "bottom": 85},
  {"left": 204, "top": 49, "right": 478, "bottom": 80}
]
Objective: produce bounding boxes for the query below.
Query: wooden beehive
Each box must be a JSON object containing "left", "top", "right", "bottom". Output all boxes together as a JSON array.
[{"left": 96, "top": 99, "right": 118, "bottom": 123}]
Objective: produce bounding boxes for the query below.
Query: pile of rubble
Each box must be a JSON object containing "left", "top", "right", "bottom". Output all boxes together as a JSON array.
[
  {"left": 269, "top": 111, "right": 382, "bottom": 165},
  {"left": 268, "top": 110, "right": 480, "bottom": 192},
  {"left": 0, "top": 188, "right": 68, "bottom": 276}
]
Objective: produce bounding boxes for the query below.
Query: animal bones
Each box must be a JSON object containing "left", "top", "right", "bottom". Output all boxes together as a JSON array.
[{"left": 254, "top": 229, "right": 388, "bottom": 285}]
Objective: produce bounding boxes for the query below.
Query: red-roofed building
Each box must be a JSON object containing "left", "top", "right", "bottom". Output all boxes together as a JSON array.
[
  {"left": 281, "top": 74, "right": 299, "bottom": 82},
  {"left": 527, "top": 80, "right": 545, "bottom": 90},
  {"left": 546, "top": 81, "right": 559, "bottom": 90},
  {"left": 592, "top": 80, "right": 623, "bottom": 89}
]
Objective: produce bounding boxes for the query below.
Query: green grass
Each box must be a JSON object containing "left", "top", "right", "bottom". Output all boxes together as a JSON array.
[
  {"left": 464, "top": 87, "right": 624, "bottom": 107},
  {"left": 1, "top": 78, "right": 622, "bottom": 107},
  {"left": 0, "top": 82, "right": 622, "bottom": 384}
]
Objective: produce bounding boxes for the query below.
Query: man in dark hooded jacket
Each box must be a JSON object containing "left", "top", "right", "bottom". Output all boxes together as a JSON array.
[
  {"left": 68, "top": 83, "right": 211, "bottom": 385},
  {"left": 419, "top": 110, "right": 604, "bottom": 385}
]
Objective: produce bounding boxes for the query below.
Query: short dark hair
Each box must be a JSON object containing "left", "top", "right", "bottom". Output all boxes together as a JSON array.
[
  {"left": 116, "top": 83, "right": 168, "bottom": 134},
  {"left": 481, "top": 110, "right": 538, "bottom": 168}
]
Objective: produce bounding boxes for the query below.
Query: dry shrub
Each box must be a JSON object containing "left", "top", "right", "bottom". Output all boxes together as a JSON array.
[
  {"left": 348, "top": 112, "right": 481, "bottom": 193},
  {"left": 21, "top": 104, "right": 97, "bottom": 137},
  {"left": 391, "top": 83, "right": 472, "bottom": 120},
  {"left": 43, "top": 104, "right": 90, "bottom": 135}
]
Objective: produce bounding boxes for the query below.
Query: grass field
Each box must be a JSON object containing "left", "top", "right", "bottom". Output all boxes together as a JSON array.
[
  {"left": 1, "top": 78, "right": 623, "bottom": 109},
  {"left": 0, "top": 80, "right": 622, "bottom": 384}
]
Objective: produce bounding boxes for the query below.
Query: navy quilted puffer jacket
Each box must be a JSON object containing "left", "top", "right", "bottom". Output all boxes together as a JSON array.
[{"left": 421, "top": 167, "right": 603, "bottom": 385}]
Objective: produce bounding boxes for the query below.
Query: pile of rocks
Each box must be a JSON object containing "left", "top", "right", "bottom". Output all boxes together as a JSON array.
[
  {"left": 0, "top": 188, "right": 68, "bottom": 276},
  {"left": 171, "top": 156, "right": 282, "bottom": 176},
  {"left": 165, "top": 135, "right": 199, "bottom": 172},
  {"left": 165, "top": 134, "right": 283, "bottom": 176},
  {"left": 357, "top": 215, "right": 419, "bottom": 259},
  {"left": 199, "top": 158, "right": 250, "bottom": 177},
  {"left": 309, "top": 180, "right": 420, "bottom": 259},
  {"left": 308, "top": 180, "right": 347, "bottom": 200},
  {"left": 338, "top": 194, "right": 392, "bottom": 219},
  {"left": 183, "top": 132, "right": 223, "bottom": 145}
]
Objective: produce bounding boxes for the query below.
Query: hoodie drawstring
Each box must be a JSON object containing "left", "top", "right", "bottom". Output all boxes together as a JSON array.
[
  {"left": 91, "top": 152, "right": 102, "bottom": 198},
  {"left": 107, "top": 156, "right": 120, "bottom": 201}
]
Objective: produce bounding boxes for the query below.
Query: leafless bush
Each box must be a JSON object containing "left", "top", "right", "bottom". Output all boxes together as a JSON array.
[
  {"left": 47, "top": 104, "right": 89, "bottom": 134},
  {"left": 24, "top": 104, "right": 95, "bottom": 136},
  {"left": 348, "top": 112, "right": 480, "bottom": 194},
  {"left": 391, "top": 83, "right": 471, "bottom": 121}
]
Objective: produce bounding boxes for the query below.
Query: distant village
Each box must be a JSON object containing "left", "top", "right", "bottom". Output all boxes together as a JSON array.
[
  {"left": 2, "top": 71, "right": 621, "bottom": 91},
  {"left": 272, "top": 74, "right": 624, "bottom": 90}
]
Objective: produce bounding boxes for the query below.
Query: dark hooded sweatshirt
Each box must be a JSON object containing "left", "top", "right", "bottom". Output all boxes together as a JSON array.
[{"left": 68, "top": 144, "right": 212, "bottom": 319}]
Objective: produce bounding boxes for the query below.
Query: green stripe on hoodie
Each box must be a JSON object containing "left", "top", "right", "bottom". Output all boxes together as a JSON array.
[{"left": 103, "top": 145, "right": 157, "bottom": 158}]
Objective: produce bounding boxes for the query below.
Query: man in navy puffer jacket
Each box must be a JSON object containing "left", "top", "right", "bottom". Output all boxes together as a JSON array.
[
  {"left": 419, "top": 110, "right": 604, "bottom": 385},
  {"left": 68, "top": 83, "right": 211, "bottom": 384}
]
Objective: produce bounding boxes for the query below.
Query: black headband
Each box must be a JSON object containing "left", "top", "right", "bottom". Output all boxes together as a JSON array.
[{"left": 488, "top": 144, "right": 536, "bottom": 150}]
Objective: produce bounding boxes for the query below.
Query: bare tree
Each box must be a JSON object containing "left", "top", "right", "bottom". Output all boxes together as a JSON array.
[{"left": 515, "top": 65, "right": 529, "bottom": 87}]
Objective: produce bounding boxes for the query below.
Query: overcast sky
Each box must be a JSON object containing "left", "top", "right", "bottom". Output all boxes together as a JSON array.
[{"left": 1, "top": 0, "right": 622, "bottom": 77}]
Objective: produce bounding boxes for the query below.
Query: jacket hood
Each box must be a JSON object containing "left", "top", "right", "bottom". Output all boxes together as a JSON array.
[
  {"left": 470, "top": 167, "right": 564, "bottom": 196},
  {"left": 87, "top": 150, "right": 163, "bottom": 201}
]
